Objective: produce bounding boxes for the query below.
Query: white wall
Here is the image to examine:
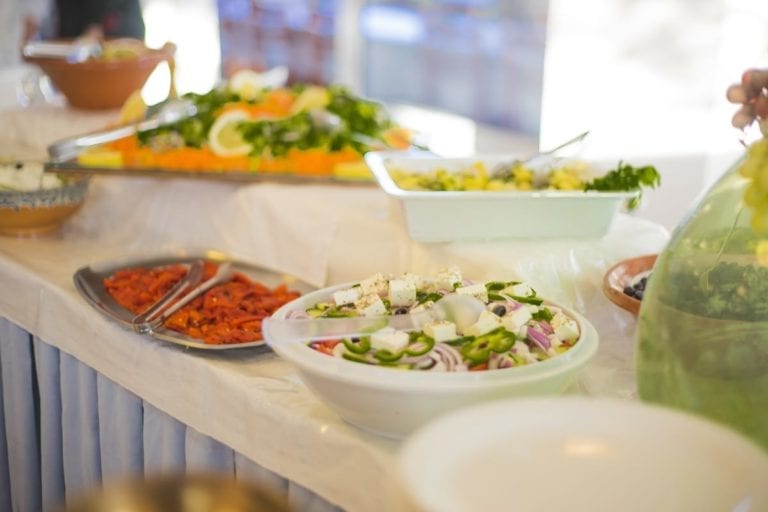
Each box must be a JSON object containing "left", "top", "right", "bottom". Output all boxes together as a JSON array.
[{"left": 540, "top": 0, "right": 768, "bottom": 229}]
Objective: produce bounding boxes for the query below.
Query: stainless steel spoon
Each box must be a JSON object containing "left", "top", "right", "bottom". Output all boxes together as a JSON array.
[
  {"left": 262, "top": 294, "right": 486, "bottom": 344},
  {"left": 492, "top": 130, "right": 590, "bottom": 179},
  {"left": 47, "top": 98, "right": 197, "bottom": 163},
  {"left": 131, "top": 259, "right": 205, "bottom": 331}
]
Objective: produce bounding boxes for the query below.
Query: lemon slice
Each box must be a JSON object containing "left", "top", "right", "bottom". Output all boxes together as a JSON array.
[
  {"left": 290, "top": 86, "right": 330, "bottom": 114},
  {"left": 332, "top": 161, "right": 372, "bottom": 180},
  {"left": 77, "top": 148, "right": 124, "bottom": 168},
  {"left": 208, "top": 109, "right": 252, "bottom": 157},
  {"left": 119, "top": 89, "right": 147, "bottom": 124}
]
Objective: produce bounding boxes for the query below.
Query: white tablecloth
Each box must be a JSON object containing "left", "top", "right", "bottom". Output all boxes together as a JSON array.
[
  {"left": 0, "top": 171, "right": 669, "bottom": 511},
  {"left": 0, "top": 104, "right": 673, "bottom": 511}
]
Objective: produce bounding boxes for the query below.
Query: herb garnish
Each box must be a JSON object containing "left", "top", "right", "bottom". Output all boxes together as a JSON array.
[{"left": 585, "top": 161, "right": 661, "bottom": 210}]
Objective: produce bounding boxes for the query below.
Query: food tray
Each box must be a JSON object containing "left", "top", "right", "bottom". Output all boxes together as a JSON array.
[
  {"left": 45, "top": 159, "right": 375, "bottom": 185},
  {"left": 74, "top": 253, "right": 314, "bottom": 350},
  {"left": 364, "top": 151, "right": 638, "bottom": 241},
  {"left": 603, "top": 254, "right": 657, "bottom": 315}
]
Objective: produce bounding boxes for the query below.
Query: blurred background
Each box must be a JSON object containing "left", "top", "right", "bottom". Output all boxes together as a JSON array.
[
  {"left": 133, "top": 0, "right": 768, "bottom": 156},
  {"left": 4, "top": 0, "right": 768, "bottom": 228}
]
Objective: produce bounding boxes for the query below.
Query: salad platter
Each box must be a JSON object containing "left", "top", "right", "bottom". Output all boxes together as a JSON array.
[
  {"left": 364, "top": 150, "right": 661, "bottom": 241},
  {"left": 44, "top": 159, "right": 377, "bottom": 185},
  {"left": 74, "top": 253, "right": 313, "bottom": 350},
  {"left": 45, "top": 73, "right": 410, "bottom": 185},
  {"left": 263, "top": 267, "right": 598, "bottom": 437},
  {"left": 269, "top": 269, "right": 586, "bottom": 373}
]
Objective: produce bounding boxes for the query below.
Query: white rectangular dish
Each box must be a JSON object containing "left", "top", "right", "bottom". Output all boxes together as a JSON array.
[{"left": 364, "top": 151, "right": 637, "bottom": 242}]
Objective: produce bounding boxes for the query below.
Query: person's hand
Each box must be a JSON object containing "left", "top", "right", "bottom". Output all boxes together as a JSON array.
[
  {"left": 22, "top": 16, "right": 40, "bottom": 44},
  {"left": 82, "top": 24, "right": 105, "bottom": 42},
  {"left": 727, "top": 69, "right": 768, "bottom": 135}
]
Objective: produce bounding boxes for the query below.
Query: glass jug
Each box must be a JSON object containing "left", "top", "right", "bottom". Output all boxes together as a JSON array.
[{"left": 636, "top": 140, "right": 768, "bottom": 452}]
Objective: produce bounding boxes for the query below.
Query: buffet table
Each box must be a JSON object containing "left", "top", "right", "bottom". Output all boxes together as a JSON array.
[
  {"left": 0, "top": 174, "right": 670, "bottom": 512},
  {"left": 0, "top": 104, "right": 673, "bottom": 511}
]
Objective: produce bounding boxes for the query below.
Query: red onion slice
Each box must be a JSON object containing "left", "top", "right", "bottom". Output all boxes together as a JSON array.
[{"left": 527, "top": 326, "right": 551, "bottom": 351}]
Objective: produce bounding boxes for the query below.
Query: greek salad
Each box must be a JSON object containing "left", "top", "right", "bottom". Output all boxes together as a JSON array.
[{"left": 291, "top": 268, "right": 582, "bottom": 372}]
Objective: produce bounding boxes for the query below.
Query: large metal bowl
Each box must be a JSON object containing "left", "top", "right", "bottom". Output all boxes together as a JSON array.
[{"left": 64, "top": 473, "right": 292, "bottom": 512}]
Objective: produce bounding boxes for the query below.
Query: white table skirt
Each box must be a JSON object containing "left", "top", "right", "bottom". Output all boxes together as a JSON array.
[
  {"left": 0, "top": 178, "right": 671, "bottom": 512},
  {"left": 0, "top": 104, "right": 680, "bottom": 512},
  {"left": 0, "top": 318, "right": 339, "bottom": 512}
]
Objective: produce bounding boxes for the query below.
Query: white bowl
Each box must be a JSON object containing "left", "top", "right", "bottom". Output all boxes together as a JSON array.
[
  {"left": 365, "top": 151, "right": 636, "bottom": 242},
  {"left": 396, "top": 397, "right": 768, "bottom": 512},
  {"left": 0, "top": 161, "right": 89, "bottom": 236},
  {"left": 264, "top": 283, "right": 599, "bottom": 439}
]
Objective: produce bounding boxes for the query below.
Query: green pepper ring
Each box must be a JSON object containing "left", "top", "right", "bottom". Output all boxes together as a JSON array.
[
  {"left": 405, "top": 333, "right": 435, "bottom": 356},
  {"left": 342, "top": 336, "right": 371, "bottom": 354}
]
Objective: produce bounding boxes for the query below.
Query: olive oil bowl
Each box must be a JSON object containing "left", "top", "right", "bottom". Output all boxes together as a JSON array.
[{"left": 0, "top": 161, "right": 89, "bottom": 236}]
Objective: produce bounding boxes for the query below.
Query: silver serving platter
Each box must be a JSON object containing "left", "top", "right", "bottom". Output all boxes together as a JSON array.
[
  {"left": 44, "top": 118, "right": 375, "bottom": 185},
  {"left": 45, "top": 159, "right": 375, "bottom": 185},
  {"left": 73, "top": 253, "right": 314, "bottom": 350}
]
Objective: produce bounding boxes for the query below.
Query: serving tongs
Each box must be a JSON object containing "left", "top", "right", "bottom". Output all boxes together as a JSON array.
[
  {"left": 491, "top": 130, "right": 590, "bottom": 179},
  {"left": 47, "top": 98, "right": 197, "bottom": 163},
  {"left": 130, "top": 259, "right": 205, "bottom": 332},
  {"left": 132, "top": 262, "right": 234, "bottom": 334}
]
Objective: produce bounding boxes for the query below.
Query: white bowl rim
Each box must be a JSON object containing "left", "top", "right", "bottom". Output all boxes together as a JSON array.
[
  {"left": 397, "top": 396, "right": 768, "bottom": 511},
  {"left": 364, "top": 150, "right": 639, "bottom": 200},
  {"left": 265, "top": 281, "right": 599, "bottom": 391}
]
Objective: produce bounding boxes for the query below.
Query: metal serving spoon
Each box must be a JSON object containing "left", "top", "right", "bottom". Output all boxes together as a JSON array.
[
  {"left": 262, "top": 294, "right": 486, "bottom": 344},
  {"left": 491, "top": 130, "right": 590, "bottom": 180},
  {"left": 47, "top": 98, "right": 197, "bottom": 163},
  {"left": 23, "top": 38, "right": 103, "bottom": 63}
]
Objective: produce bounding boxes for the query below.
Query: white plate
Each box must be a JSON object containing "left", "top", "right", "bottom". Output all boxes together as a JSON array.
[
  {"left": 365, "top": 151, "right": 636, "bottom": 241},
  {"left": 396, "top": 397, "right": 768, "bottom": 512}
]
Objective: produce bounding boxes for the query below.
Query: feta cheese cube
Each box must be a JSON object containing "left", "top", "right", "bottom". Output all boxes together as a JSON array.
[
  {"left": 402, "top": 272, "right": 426, "bottom": 290},
  {"left": 410, "top": 301, "right": 433, "bottom": 313},
  {"left": 463, "top": 310, "right": 502, "bottom": 337},
  {"left": 434, "top": 266, "right": 463, "bottom": 290},
  {"left": 410, "top": 301, "right": 437, "bottom": 329},
  {"left": 513, "top": 340, "right": 530, "bottom": 355},
  {"left": 333, "top": 286, "right": 361, "bottom": 306},
  {"left": 501, "top": 307, "right": 532, "bottom": 332},
  {"left": 551, "top": 312, "right": 580, "bottom": 340},
  {"left": 360, "top": 273, "right": 389, "bottom": 296},
  {"left": 548, "top": 334, "right": 563, "bottom": 349},
  {"left": 332, "top": 342, "right": 347, "bottom": 358},
  {"left": 423, "top": 320, "right": 458, "bottom": 343},
  {"left": 370, "top": 327, "right": 410, "bottom": 352},
  {"left": 355, "top": 294, "right": 387, "bottom": 317},
  {"left": 388, "top": 279, "right": 417, "bottom": 307},
  {"left": 512, "top": 340, "right": 538, "bottom": 364},
  {"left": 455, "top": 282, "right": 488, "bottom": 303}
]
